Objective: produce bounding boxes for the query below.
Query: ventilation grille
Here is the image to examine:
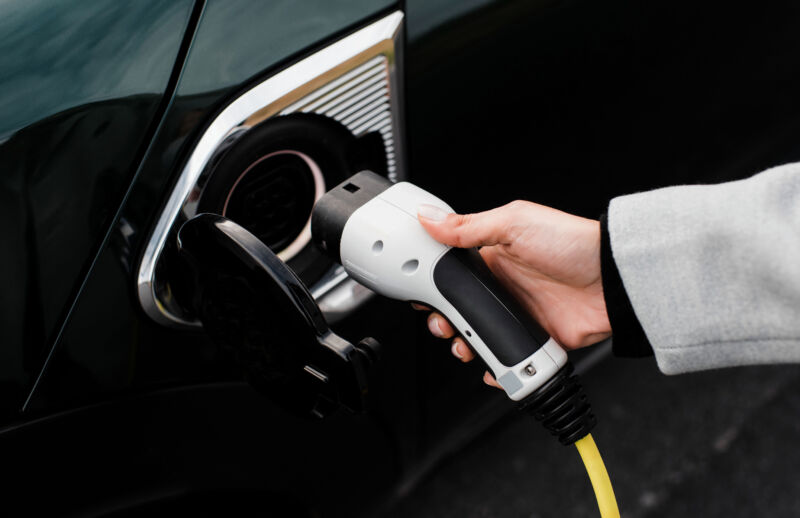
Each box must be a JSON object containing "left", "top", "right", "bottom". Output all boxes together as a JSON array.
[{"left": 280, "top": 56, "right": 397, "bottom": 180}]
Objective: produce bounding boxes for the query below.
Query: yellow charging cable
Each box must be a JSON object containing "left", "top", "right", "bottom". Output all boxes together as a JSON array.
[{"left": 575, "top": 434, "right": 620, "bottom": 518}]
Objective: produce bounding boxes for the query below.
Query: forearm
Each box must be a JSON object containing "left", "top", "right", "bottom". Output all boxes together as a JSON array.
[{"left": 603, "top": 162, "right": 800, "bottom": 374}]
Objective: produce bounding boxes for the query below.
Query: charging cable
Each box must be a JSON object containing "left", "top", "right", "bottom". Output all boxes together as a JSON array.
[
  {"left": 519, "top": 363, "right": 619, "bottom": 517},
  {"left": 576, "top": 434, "right": 619, "bottom": 518}
]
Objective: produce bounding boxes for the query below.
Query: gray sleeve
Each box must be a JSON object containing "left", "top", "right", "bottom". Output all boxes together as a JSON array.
[{"left": 608, "top": 162, "right": 800, "bottom": 375}]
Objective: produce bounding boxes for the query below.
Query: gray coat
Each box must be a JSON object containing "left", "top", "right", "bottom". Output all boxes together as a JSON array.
[{"left": 608, "top": 162, "right": 800, "bottom": 374}]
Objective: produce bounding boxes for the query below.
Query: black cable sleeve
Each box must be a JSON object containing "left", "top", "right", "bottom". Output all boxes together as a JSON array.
[
  {"left": 599, "top": 213, "right": 653, "bottom": 357},
  {"left": 519, "top": 363, "right": 596, "bottom": 445}
]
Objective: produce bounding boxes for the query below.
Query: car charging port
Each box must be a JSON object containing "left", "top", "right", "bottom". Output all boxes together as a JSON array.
[
  {"left": 193, "top": 113, "right": 388, "bottom": 288},
  {"left": 221, "top": 149, "right": 324, "bottom": 261}
]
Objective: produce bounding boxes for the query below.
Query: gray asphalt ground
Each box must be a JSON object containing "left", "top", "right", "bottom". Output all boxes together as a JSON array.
[{"left": 384, "top": 356, "right": 800, "bottom": 517}]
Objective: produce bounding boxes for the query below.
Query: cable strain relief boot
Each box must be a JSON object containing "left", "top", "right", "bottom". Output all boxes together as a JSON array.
[{"left": 518, "top": 362, "right": 597, "bottom": 445}]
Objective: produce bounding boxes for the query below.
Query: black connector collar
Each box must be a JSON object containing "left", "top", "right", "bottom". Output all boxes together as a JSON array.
[{"left": 310, "top": 170, "right": 392, "bottom": 262}]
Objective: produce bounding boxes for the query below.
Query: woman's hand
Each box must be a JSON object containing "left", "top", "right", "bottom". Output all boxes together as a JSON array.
[{"left": 415, "top": 201, "right": 610, "bottom": 388}]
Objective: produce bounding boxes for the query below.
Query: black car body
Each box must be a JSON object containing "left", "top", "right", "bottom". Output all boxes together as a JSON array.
[{"left": 2, "top": 0, "right": 800, "bottom": 515}]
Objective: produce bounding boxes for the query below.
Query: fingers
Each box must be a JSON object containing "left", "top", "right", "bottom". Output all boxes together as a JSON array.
[
  {"left": 424, "top": 313, "right": 475, "bottom": 362},
  {"left": 419, "top": 308, "right": 500, "bottom": 389},
  {"left": 410, "top": 302, "right": 430, "bottom": 311},
  {"left": 483, "top": 371, "right": 502, "bottom": 389},
  {"left": 417, "top": 201, "right": 525, "bottom": 249},
  {"left": 427, "top": 313, "right": 455, "bottom": 339},
  {"left": 450, "top": 337, "right": 475, "bottom": 362}
]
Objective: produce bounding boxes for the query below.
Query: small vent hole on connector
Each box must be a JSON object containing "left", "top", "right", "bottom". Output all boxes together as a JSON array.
[
  {"left": 401, "top": 259, "right": 419, "bottom": 275},
  {"left": 465, "top": 330, "right": 472, "bottom": 337},
  {"left": 372, "top": 240, "right": 384, "bottom": 254},
  {"left": 343, "top": 182, "right": 360, "bottom": 193}
]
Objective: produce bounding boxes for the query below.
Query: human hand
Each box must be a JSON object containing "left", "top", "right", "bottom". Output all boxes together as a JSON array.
[{"left": 415, "top": 201, "right": 610, "bottom": 388}]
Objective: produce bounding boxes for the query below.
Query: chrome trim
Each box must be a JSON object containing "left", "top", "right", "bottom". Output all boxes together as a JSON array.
[
  {"left": 310, "top": 266, "right": 376, "bottom": 324},
  {"left": 137, "top": 11, "right": 405, "bottom": 327},
  {"left": 309, "top": 265, "right": 350, "bottom": 299},
  {"left": 316, "top": 278, "right": 376, "bottom": 324}
]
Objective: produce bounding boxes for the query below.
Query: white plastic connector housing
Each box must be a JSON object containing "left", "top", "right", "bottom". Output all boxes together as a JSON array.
[{"left": 339, "top": 182, "right": 568, "bottom": 401}]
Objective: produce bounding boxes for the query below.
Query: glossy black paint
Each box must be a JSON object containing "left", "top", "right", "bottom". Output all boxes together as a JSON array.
[{"left": 0, "top": 0, "right": 195, "bottom": 415}]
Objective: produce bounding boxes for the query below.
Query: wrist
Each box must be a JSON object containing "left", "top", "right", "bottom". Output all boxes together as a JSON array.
[
  {"left": 584, "top": 220, "right": 613, "bottom": 345},
  {"left": 599, "top": 213, "right": 653, "bottom": 357}
]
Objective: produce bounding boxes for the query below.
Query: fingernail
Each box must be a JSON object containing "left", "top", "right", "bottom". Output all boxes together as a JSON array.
[
  {"left": 428, "top": 316, "right": 444, "bottom": 337},
  {"left": 418, "top": 204, "right": 449, "bottom": 222},
  {"left": 451, "top": 341, "right": 464, "bottom": 359}
]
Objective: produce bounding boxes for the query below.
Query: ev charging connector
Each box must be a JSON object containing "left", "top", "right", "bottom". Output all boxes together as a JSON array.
[{"left": 311, "top": 171, "right": 597, "bottom": 444}]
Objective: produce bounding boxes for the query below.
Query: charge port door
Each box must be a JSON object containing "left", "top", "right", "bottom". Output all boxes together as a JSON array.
[{"left": 175, "top": 213, "right": 381, "bottom": 418}]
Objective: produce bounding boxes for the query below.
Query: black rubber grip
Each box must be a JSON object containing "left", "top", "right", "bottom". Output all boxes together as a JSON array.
[{"left": 432, "top": 248, "right": 550, "bottom": 367}]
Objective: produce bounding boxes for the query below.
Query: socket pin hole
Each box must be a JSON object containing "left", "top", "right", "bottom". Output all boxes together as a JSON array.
[
  {"left": 343, "top": 183, "right": 360, "bottom": 193},
  {"left": 372, "top": 240, "right": 384, "bottom": 254},
  {"left": 465, "top": 330, "right": 472, "bottom": 337},
  {"left": 402, "top": 259, "right": 419, "bottom": 275}
]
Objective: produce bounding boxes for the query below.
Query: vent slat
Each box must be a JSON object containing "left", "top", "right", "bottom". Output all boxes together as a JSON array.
[
  {"left": 312, "top": 72, "right": 386, "bottom": 115},
  {"left": 299, "top": 65, "right": 385, "bottom": 113},
  {"left": 342, "top": 101, "right": 391, "bottom": 130},
  {"left": 328, "top": 85, "right": 388, "bottom": 120},
  {"left": 352, "top": 113, "right": 392, "bottom": 135},
  {"left": 280, "top": 56, "right": 385, "bottom": 114}
]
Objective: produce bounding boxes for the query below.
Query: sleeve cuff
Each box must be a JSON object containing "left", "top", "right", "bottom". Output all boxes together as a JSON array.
[{"left": 599, "top": 213, "right": 653, "bottom": 357}]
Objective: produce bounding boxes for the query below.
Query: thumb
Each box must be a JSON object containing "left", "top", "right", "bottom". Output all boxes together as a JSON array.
[{"left": 417, "top": 203, "right": 515, "bottom": 248}]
